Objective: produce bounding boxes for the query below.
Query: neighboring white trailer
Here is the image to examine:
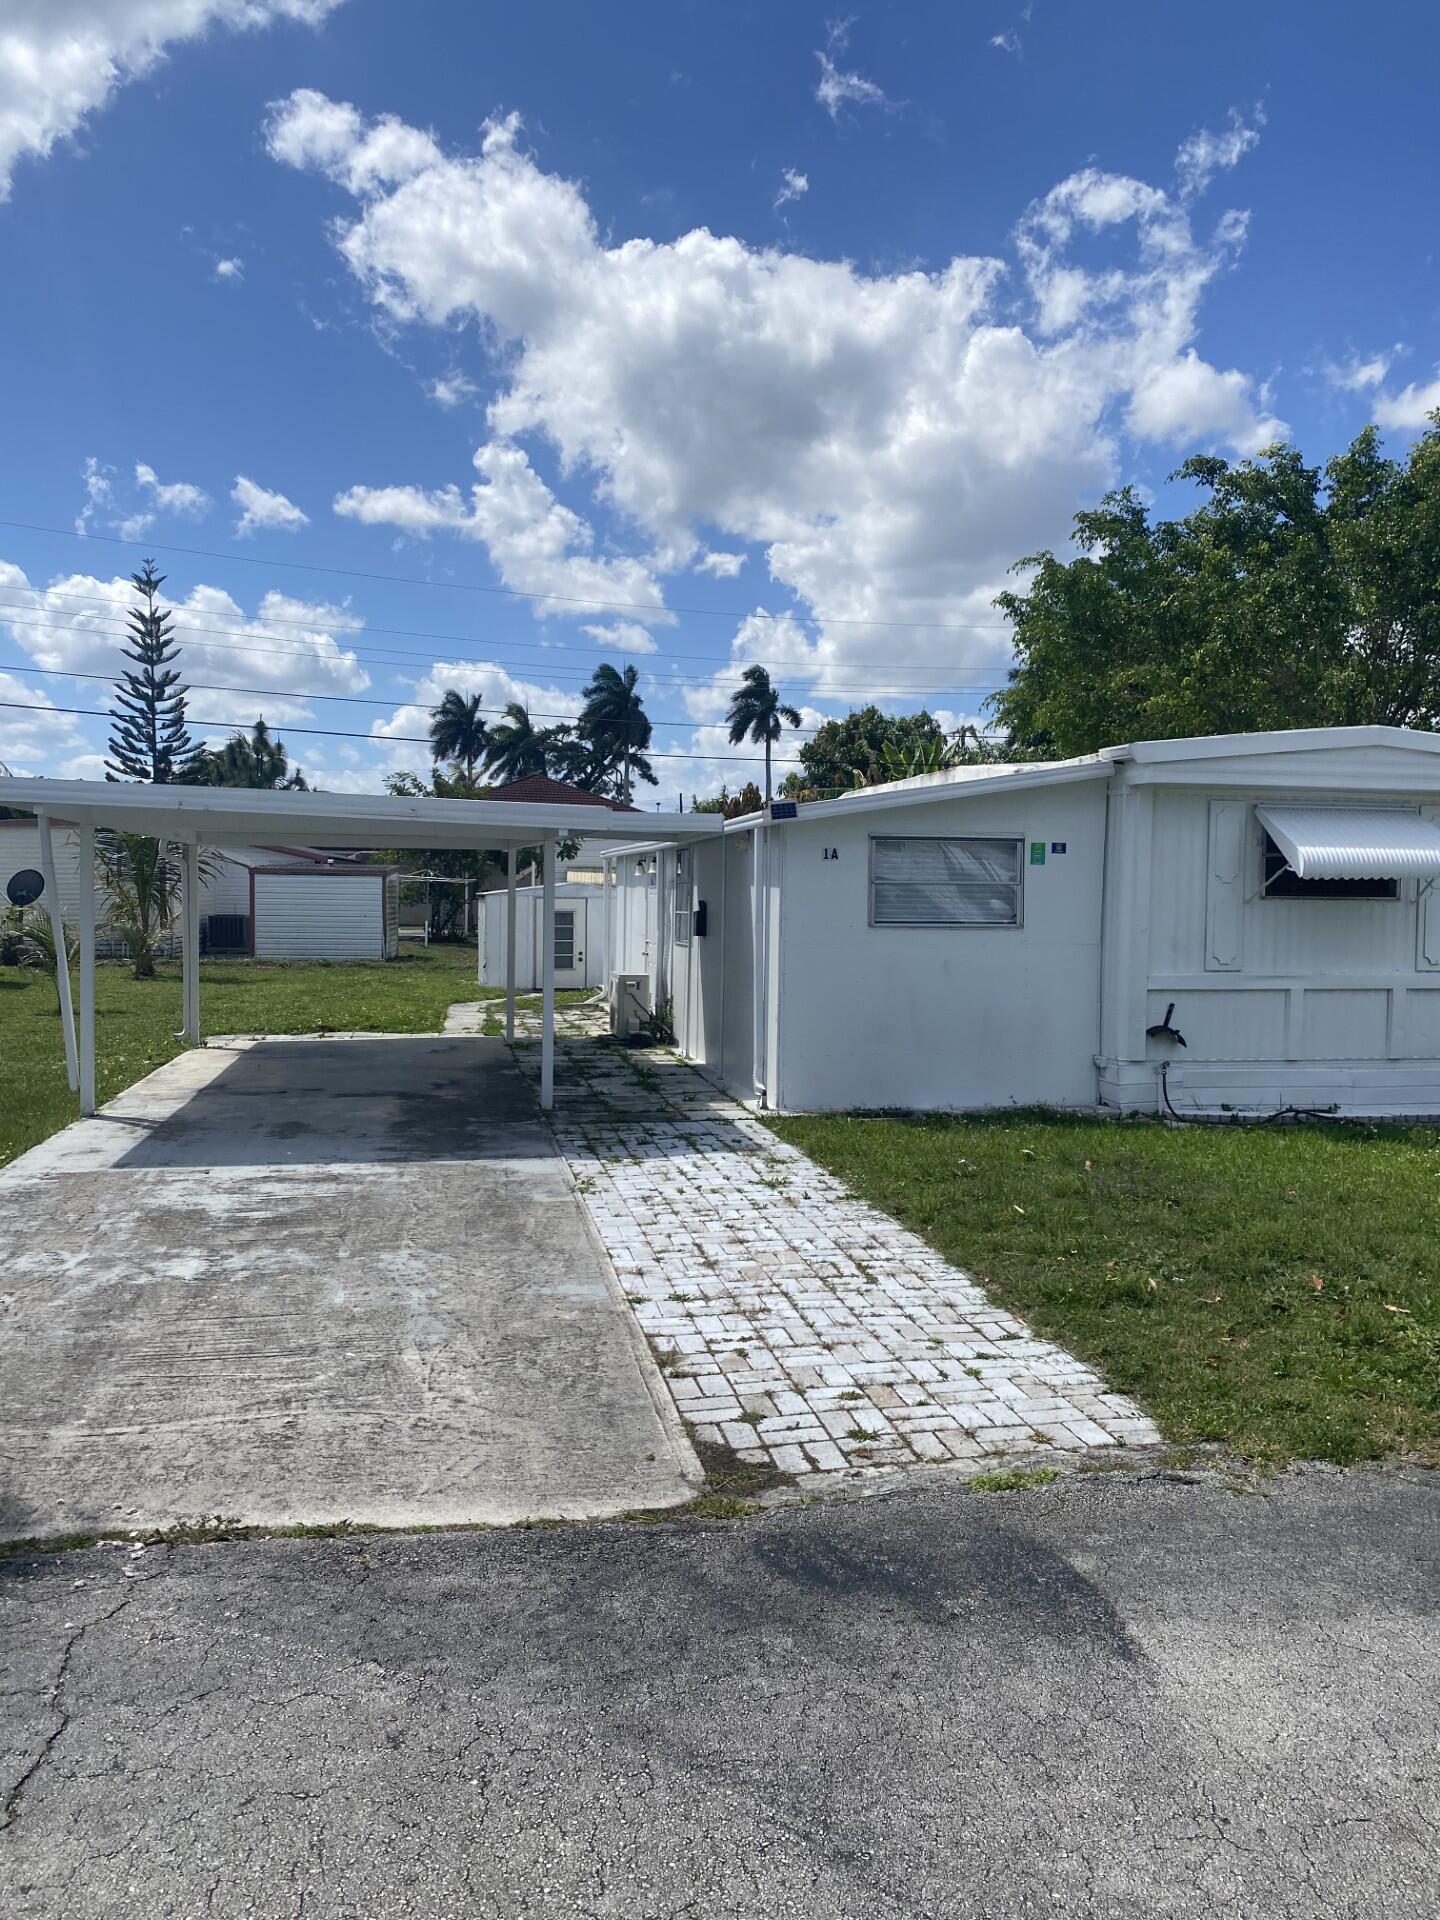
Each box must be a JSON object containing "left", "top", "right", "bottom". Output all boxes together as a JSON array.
[{"left": 477, "top": 881, "right": 605, "bottom": 990}]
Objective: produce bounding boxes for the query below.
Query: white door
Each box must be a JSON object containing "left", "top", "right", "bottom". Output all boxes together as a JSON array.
[{"left": 552, "top": 902, "right": 587, "bottom": 987}]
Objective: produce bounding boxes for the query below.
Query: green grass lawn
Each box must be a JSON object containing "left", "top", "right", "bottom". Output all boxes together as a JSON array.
[
  {"left": 0, "top": 943, "right": 585, "bottom": 1171},
  {"left": 767, "top": 1108, "right": 1440, "bottom": 1469}
]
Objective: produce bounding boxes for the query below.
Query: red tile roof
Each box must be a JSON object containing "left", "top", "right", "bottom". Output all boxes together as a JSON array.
[{"left": 488, "top": 774, "right": 638, "bottom": 811}]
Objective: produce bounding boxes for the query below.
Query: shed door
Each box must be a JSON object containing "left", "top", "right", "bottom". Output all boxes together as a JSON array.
[{"left": 552, "top": 903, "right": 586, "bottom": 987}]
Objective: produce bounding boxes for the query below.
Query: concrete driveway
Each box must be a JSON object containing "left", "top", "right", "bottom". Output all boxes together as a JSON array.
[{"left": 0, "top": 1036, "right": 699, "bottom": 1539}]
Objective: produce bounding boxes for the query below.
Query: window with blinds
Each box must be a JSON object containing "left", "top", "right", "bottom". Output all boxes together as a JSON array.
[{"left": 870, "top": 835, "right": 1023, "bottom": 927}]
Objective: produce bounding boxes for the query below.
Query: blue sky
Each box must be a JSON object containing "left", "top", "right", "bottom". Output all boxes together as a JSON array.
[{"left": 2, "top": 0, "right": 1437, "bottom": 797}]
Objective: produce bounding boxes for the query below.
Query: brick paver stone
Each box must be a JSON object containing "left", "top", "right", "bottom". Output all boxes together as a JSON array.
[{"left": 461, "top": 999, "right": 1162, "bottom": 1480}]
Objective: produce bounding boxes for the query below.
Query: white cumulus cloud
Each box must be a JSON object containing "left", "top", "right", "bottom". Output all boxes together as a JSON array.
[
  {"left": 135, "top": 461, "right": 210, "bottom": 518},
  {"left": 694, "top": 550, "right": 747, "bottom": 579},
  {"left": 334, "top": 440, "right": 671, "bottom": 620},
  {"left": 0, "top": 0, "right": 348, "bottom": 202},
  {"left": 0, "top": 670, "right": 87, "bottom": 774},
  {"left": 427, "top": 372, "right": 478, "bottom": 408},
  {"left": 1373, "top": 370, "right": 1440, "bottom": 432},
  {"left": 0, "top": 562, "right": 369, "bottom": 728},
  {"left": 579, "top": 619, "right": 658, "bottom": 655},
  {"left": 269, "top": 89, "right": 1278, "bottom": 700},
  {"left": 232, "top": 474, "right": 309, "bottom": 536}
]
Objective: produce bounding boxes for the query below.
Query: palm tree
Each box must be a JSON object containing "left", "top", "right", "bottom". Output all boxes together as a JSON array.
[
  {"left": 97, "top": 832, "right": 183, "bottom": 980},
  {"left": 484, "top": 703, "right": 550, "bottom": 783},
  {"left": 188, "top": 717, "right": 308, "bottom": 789},
  {"left": 726, "top": 664, "right": 802, "bottom": 802},
  {"left": 579, "top": 662, "right": 654, "bottom": 805},
  {"left": 428, "top": 690, "right": 488, "bottom": 783}
]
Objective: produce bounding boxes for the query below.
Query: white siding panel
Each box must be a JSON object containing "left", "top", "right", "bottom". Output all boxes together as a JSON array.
[
  {"left": 1301, "top": 988, "right": 1390, "bottom": 1060},
  {"left": 1400, "top": 990, "right": 1440, "bottom": 1056},
  {"left": 1, "top": 823, "right": 88, "bottom": 925},
  {"left": 1147, "top": 988, "right": 1285, "bottom": 1060},
  {"left": 253, "top": 873, "right": 384, "bottom": 959}
]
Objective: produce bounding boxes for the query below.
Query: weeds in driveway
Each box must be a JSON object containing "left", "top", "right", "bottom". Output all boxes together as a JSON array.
[{"left": 968, "top": 1466, "right": 1060, "bottom": 1494}]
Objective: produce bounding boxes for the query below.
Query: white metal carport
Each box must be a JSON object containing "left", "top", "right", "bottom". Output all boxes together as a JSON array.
[{"left": 2, "top": 779, "right": 721, "bottom": 1115}]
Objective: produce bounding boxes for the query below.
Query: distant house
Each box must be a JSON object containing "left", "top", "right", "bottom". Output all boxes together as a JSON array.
[
  {"left": 475, "top": 774, "right": 637, "bottom": 989},
  {"left": 0, "top": 820, "right": 399, "bottom": 962}
]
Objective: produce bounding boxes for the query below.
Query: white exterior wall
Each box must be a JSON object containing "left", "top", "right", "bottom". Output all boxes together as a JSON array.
[
  {"left": 762, "top": 784, "right": 1108, "bottom": 1112},
  {"left": 719, "top": 832, "right": 757, "bottom": 1095},
  {"left": 1101, "top": 751, "right": 1440, "bottom": 1114},
  {"left": 670, "top": 837, "right": 727, "bottom": 1071},
  {"left": 252, "top": 872, "right": 387, "bottom": 959},
  {"left": 478, "top": 882, "right": 605, "bottom": 989},
  {"left": 609, "top": 853, "right": 660, "bottom": 981}
]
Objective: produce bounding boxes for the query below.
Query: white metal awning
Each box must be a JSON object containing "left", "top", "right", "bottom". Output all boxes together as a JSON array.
[{"left": 1255, "top": 804, "right": 1440, "bottom": 879}]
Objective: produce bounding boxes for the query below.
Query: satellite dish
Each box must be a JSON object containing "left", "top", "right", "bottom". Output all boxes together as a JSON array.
[{"left": 6, "top": 868, "right": 44, "bottom": 908}]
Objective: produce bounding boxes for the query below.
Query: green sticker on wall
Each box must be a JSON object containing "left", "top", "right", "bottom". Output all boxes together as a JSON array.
[{"left": 1029, "top": 841, "right": 1046, "bottom": 865}]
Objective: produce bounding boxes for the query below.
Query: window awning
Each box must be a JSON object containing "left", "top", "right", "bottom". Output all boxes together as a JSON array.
[{"left": 1255, "top": 804, "right": 1440, "bottom": 879}]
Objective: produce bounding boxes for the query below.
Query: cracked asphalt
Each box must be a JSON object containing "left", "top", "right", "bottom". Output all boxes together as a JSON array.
[{"left": 2, "top": 1466, "right": 1437, "bottom": 1919}]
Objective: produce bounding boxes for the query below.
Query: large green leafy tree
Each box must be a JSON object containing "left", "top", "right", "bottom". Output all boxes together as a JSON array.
[
  {"left": 991, "top": 422, "right": 1440, "bottom": 758},
  {"left": 780, "top": 705, "right": 945, "bottom": 796},
  {"left": 726, "top": 664, "right": 802, "bottom": 802},
  {"left": 106, "top": 561, "right": 199, "bottom": 783},
  {"left": 578, "top": 662, "right": 656, "bottom": 804},
  {"left": 187, "top": 718, "right": 308, "bottom": 789},
  {"left": 428, "top": 690, "right": 488, "bottom": 782}
]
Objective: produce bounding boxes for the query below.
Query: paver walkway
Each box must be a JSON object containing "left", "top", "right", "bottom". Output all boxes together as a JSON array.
[{"left": 472, "top": 999, "right": 1161, "bottom": 1480}]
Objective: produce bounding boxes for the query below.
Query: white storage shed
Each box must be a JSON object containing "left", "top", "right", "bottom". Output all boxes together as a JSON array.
[
  {"left": 608, "top": 726, "right": 1440, "bottom": 1121},
  {"left": 477, "top": 879, "right": 605, "bottom": 991},
  {"left": 251, "top": 865, "right": 400, "bottom": 960}
]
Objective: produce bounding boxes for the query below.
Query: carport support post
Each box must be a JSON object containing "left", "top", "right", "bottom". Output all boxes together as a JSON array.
[
  {"left": 505, "top": 846, "right": 518, "bottom": 1042},
  {"left": 37, "top": 811, "right": 79, "bottom": 1094},
  {"left": 181, "top": 838, "right": 200, "bottom": 1046},
  {"left": 540, "top": 829, "right": 556, "bottom": 1111},
  {"left": 77, "top": 823, "right": 96, "bottom": 1116}
]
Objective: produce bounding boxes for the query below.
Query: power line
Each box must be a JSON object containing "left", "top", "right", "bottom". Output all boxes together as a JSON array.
[
  {"left": 0, "top": 657, "right": 835, "bottom": 736},
  {"left": 0, "top": 697, "right": 805, "bottom": 767},
  {"left": 0, "top": 516, "right": 1017, "bottom": 634},
  {"left": 0, "top": 581, "right": 1013, "bottom": 670},
  {"left": 0, "top": 601, "right": 1009, "bottom": 700}
]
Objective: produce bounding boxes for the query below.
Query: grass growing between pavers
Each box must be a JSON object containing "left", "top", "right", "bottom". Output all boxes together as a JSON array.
[
  {"left": 0, "top": 943, "right": 489, "bottom": 1169},
  {"left": 766, "top": 1108, "right": 1440, "bottom": 1469},
  {"left": 480, "top": 991, "right": 589, "bottom": 1036}
]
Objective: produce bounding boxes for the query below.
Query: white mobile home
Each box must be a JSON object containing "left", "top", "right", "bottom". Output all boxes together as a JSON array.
[{"left": 608, "top": 727, "right": 1440, "bottom": 1120}]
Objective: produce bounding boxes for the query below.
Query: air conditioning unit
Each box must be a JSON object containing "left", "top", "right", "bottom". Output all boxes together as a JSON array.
[{"left": 608, "top": 971, "right": 652, "bottom": 1039}]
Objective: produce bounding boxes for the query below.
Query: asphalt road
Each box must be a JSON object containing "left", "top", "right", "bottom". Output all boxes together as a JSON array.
[{"left": 2, "top": 1466, "right": 1436, "bottom": 1919}]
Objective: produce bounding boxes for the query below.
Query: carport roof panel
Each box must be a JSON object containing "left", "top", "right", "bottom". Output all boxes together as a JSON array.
[{"left": 0, "top": 778, "right": 722, "bottom": 851}]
